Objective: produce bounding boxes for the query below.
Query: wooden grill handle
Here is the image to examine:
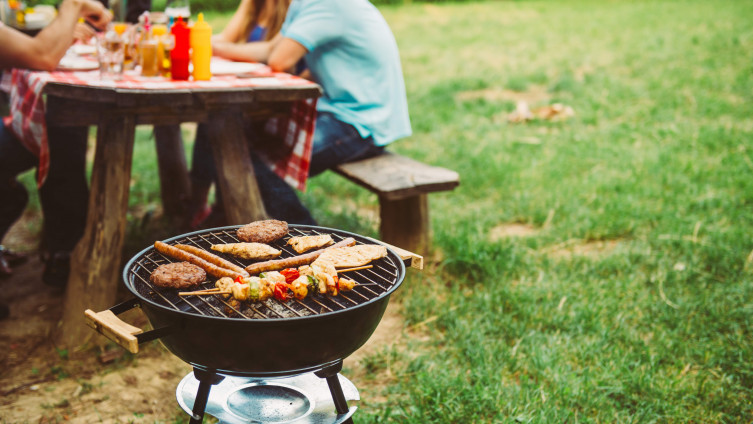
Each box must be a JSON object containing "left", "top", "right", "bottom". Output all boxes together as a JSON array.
[
  {"left": 84, "top": 308, "right": 144, "bottom": 354},
  {"left": 369, "top": 238, "right": 423, "bottom": 270}
]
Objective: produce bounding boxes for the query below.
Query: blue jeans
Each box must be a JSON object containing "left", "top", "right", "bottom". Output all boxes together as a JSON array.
[
  {"left": 190, "top": 112, "right": 384, "bottom": 224},
  {"left": 308, "top": 112, "right": 384, "bottom": 177}
]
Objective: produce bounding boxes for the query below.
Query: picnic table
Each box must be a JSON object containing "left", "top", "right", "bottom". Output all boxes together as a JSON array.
[{"left": 2, "top": 64, "right": 321, "bottom": 347}]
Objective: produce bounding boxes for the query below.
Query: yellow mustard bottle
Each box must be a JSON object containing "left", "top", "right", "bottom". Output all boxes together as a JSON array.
[{"left": 190, "top": 12, "right": 212, "bottom": 81}]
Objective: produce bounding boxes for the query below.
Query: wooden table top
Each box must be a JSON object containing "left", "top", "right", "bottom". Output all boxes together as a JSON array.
[{"left": 43, "top": 79, "right": 322, "bottom": 127}]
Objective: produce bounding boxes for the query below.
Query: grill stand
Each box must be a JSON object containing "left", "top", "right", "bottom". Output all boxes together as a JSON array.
[
  {"left": 189, "top": 368, "right": 226, "bottom": 424},
  {"left": 315, "top": 361, "right": 354, "bottom": 424},
  {"left": 181, "top": 360, "right": 358, "bottom": 423}
]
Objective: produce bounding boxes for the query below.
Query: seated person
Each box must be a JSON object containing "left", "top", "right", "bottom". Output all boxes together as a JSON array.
[
  {"left": 192, "top": 0, "right": 411, "bottom": 227},
  {"left": 249, "top": 0, "right": 412, "bottom": 224},
  {"left": 0, "top": 0, "right": 112, "bottom": 319}
]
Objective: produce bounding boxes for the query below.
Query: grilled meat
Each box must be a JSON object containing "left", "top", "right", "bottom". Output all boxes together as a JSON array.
[
  {"left": 316, "top": 245, "right": 388, "bottom": 268},
  {"left": 211, "top": 242, "right": 282, "bottom": 260},
  {"left": 244, "top": 237, "right": 356, "bottom": 274},
  {"left": 150, "top": 262, "right": 206, "bottom": 288},
  {"left": 287, "top": 234, "right": 334, "bottom": 254},
  {"left": 236, "top": 219, "right": 288, "bottom": 244}
]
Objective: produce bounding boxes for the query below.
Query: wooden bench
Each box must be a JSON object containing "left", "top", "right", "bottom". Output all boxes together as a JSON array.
[{"left": 334, "top": 152, "right": 459, "bottom": 255}]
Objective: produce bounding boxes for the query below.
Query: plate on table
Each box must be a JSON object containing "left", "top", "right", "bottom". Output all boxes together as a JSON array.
[
  {"left": 210, "top": 60, "right": 266, "bottom": 76},
  {"left": 23, "top": 13, "right": 50, "bottom": 29},
  {"left": 70, "top": 44, "right": 97, "bottom": 56},
  {"left": 57, "top": 56, "right": 99, "bottom": 71}
]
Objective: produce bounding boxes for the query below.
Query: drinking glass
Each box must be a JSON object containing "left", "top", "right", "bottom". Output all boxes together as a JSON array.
[
  {"left": 97, "top": 30, "right": 125, "bottom": 81},
  {"left": 156, "top": 34, "right": 175, "bottom": 76},
  {"left": 139, "top": 38, "right": 159, "bottom": 77},
  {"left": 165, "top": 0, "right": 190, "bottom": 23}
]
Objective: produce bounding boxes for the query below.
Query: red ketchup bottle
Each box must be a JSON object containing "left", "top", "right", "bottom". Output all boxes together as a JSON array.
[{"left": 170, "top": 16, "right": 190, "bottom": 80}]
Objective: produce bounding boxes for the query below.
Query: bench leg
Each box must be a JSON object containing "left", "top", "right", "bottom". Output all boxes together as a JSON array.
[{"left": 379, "top": 194, "right": 429, "bottom": 255}]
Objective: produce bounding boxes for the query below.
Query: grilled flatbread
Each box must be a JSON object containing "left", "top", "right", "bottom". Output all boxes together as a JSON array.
[
  {"left": 316, "top": 244, "right": 388, "bottom": 268},
  {"left": 211, "top": 242, "right": 282, "bottom": 260},
  {"left": 287, "top": 234, "right": 334, "bottom": 254}
]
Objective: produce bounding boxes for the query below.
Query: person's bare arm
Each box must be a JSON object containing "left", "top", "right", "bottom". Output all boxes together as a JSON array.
[
  {"left": 0, "top": 0, "right": 110, "bottom": 71},
  {"left": 267, "top": 36, "right": 307, "bottom": 73},
  {"left": 214, "top": 0, "right": 253, "bottom": 43},
  {"left": 212, "top": 40, "right": 273, "bottom": 63},
  {"left": 212, "top": 33, "right": 284, "bottom": 64}
]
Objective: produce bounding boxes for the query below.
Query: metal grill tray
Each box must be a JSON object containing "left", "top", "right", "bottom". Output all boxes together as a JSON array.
[
  {"left": 176, "top": 372, "right": 359, "bottom": 424},
  {"left": 124, "top": 224, "right": 405, "bottom": 320}
]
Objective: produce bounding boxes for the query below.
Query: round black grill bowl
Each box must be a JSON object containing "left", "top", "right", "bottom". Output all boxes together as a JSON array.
[{"left": 121, "top": 224, "right": 406, "bottom": 377}]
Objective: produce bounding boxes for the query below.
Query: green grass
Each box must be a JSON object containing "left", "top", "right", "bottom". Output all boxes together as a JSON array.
[
  {"left": 353, "top": 1, "right": 753, "bottom": 422},
  {"left": 17, "top": 0, "right": 753, "bottom": 421}
]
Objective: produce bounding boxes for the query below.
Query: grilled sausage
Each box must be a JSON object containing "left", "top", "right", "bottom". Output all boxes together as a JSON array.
[
  {"left": 175, "top": 244, "right": 249, "bottom": 277},
  {"left": 154, "top": 241, "right": 243, "bottom": 280},
  {"left": 244, "top": 237, "right": 356, "bottom": 275}
]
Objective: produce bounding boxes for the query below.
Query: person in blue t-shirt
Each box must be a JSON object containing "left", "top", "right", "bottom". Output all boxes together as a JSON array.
[
  {"left": 272, "top": 0, "right": 412, "bottom": 156},
  {"left": 237, "top": 0, "right": 412, "bottom": 225}
]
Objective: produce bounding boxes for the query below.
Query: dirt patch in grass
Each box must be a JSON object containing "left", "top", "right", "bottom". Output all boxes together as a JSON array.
[
  {"left": 0, "top": 215, "right": 191, "bottom": 423},
  {"left": 0, "top": 216, "right": 414, "bottom": 422},
  {"left": 344, "top": 301, "right": 405, "bottom": 403},
  {"left": 544, "top": 239, "right": 622, "bottom": 259},
  {"left": 489, "top": 223, "right": 539, "bottom": 240},
  {"left": 344, "top": 300, "right": 431, "bottom": 406},
  {"left": 455, "top": 85, "right": 551, "bottom": 104}
]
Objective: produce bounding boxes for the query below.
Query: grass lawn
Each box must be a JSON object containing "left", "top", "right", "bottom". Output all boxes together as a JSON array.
[
  {"left": 18, "top": 0, "right": 753, "bottom": 422},
  {"left": 335, "top": 1, "right": 753, "bottom": 422}
]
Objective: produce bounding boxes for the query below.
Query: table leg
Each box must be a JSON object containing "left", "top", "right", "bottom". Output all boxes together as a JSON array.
[
  {"left": 206, "top": 109, "right": 268, "bottom": 224},
  {"left": 154, "top": 125, "right": 191, "bottom": 224},
  {"left": 56, "top": 115, "right": 136, "bottom": 348}
]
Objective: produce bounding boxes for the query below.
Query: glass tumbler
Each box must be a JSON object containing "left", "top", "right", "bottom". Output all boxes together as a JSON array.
[{"left": 97, "top": 30, "right": 125, "bottom": 81}]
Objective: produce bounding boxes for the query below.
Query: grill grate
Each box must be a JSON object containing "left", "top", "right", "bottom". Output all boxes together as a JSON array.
[{"left": 125, "top": 225, "right": 403, "bottom": 320}]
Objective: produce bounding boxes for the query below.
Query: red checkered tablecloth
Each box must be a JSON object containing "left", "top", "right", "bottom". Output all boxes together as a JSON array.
[{"left": 0, "top": 64, "right": 318, "bottom": 190}]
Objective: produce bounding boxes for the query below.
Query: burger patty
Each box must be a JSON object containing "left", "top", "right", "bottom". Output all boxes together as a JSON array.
[
  {"left": 150, "top": 262, "right": 206, "bottom": 289},
  {"left": 236, "top": 219, "right": 289, "bottom": 244}
]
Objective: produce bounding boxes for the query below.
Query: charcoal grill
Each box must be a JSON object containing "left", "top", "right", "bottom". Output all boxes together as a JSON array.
[{"left": 85, "top": 224, "right": 412, "bottom": 423}]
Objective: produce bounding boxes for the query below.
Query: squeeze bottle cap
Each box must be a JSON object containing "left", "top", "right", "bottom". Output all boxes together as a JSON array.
[{"left": 191, "top": 13, "right": 211, "bottom": 38}]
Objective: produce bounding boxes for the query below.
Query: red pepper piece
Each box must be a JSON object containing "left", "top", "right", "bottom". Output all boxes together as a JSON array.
[
  {"left": 280, "top": 268, "right": 300, "bottom": 284},
  {"left": 273, "top": 282, "right": 290, "bottom": 301}
]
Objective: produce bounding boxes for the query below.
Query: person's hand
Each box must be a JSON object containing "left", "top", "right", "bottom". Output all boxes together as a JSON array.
[
  {"left": 76, "top": 0, "right": 112, "bottom": 30},
  {"left": 73, "top": 21, "right": 95, "bottom": 42},
  {"left": 298, "top": 69, "right": 312, "bottom": 80}
]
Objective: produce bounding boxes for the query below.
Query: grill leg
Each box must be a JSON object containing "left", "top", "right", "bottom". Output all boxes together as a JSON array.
[
  {"left": 189, "top": 368, "right": 225, "bottom": 424},
  {"left": 315, "top": 360, "right": 354, "bottom": 424}
]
